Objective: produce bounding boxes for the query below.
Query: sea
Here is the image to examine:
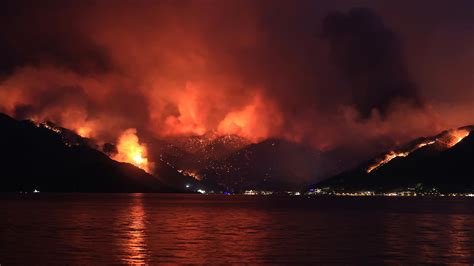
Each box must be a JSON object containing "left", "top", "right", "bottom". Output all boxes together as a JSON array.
[{"left": 1, "top": 194, "right": 474, "bottom": 264}]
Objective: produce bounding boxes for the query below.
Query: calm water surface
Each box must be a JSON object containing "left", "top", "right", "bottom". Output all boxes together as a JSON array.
[{"left": 1, "top": 194, "right": 474, "bottom": 264}]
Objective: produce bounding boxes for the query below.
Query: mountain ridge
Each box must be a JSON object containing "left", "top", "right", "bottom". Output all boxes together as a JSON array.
[
  {"left": 0, "top": 113, "right": 183, "bottom": 192},
  {"left": 310, "top": 126, "right": 474, "bottom": 193}
]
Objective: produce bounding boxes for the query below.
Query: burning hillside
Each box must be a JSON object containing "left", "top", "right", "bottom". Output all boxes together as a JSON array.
[
  {"left": 366, "top": 141, "right": 435, "bottom": 173},
  {"left": 0, "top": 1, "right": 472, "bottom": 194},
  {"left": 439, "top": 129, "right": 470, "bottom": 148},
  {"left": 366, "top": 128, "right": 472, "bottom": 173},
  {"left": 36, "top": 119, "right": 154, "bottom": 173},
  {"left": 312, "top": 126, "right": 474, "bottom": 193},
  {"left": 0, "top": 1, "right": 473, "bottom": 168},
  {"left": 112, "top": 129, "right": 153, "bottom": 173},
  {"left": 0, "top": 113, "right": 175, "bottom": 192}
]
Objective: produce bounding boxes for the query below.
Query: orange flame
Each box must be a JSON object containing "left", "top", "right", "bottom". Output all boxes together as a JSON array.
[
  {"left": 367, "top": 128, "right": 471, "bottom": 173},
  {"left": 217, "top": 94, "right": 281, "bottom": 142},
  {"left": 442, "top": 129, "right": 470, "bottom": 148},
  {"left": 366, "top": 140, "right": 436, "bottom": 173},
  {"left": 366, "top": 150, "right": 410, "bottom": 173},
  {"left": 77, "top": 126, "right": 93, "bottom": 138},
  {"left": 112, "top": 128, "right": 153, "bottom": 173}
]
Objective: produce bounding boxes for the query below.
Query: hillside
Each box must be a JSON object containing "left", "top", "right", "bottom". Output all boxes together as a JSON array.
[
  {"left": 310, "top": 126, "right": 474, "bottom": 193},
  {"left": 197, "top": 139, "right": 322, "bottom": 192},
  {"left": 0, "top": 113, "right": 181, "bottom": 192}
]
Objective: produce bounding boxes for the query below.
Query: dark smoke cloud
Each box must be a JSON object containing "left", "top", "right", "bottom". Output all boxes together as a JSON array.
[
  {"left": 12, "top": 85, "right": 89, "bottom": 120},
  {"left": 322, "top": 8, "right": 421, "bottom": 118},
  {"left": 0, "top": 0, "right": 472, "bottom": 167},
  {"left": 0, "top": 0, "right": 111, "bottom": 76}
]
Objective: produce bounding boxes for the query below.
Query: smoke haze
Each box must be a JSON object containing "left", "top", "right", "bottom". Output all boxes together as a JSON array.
[{"left": 0, "top": 0, "right": 473, "bottom": 167}]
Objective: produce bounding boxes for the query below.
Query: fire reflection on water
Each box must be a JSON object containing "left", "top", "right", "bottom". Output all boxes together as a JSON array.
[
  {"left": 2, "top": 195, "right": 474, "bottom": 264},
  {"left": 145, "top": 204, "right": 272, "bottom": 264},
  {"left": 448, "top": 213, "right": 471, "bottom": 260},
  {"left": 382, "top": 207, "right": 474, "bottom": 264},
  {"left": 416, "top": 212, "right": 472, "bottom": 262},
  {"left": 118, "top": 194, "right": 149, "bottom": 264}
]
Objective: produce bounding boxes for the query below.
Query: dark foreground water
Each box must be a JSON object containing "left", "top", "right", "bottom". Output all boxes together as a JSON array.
[{"left": 1, "top": 194, "right": 474, "bottom": 264}]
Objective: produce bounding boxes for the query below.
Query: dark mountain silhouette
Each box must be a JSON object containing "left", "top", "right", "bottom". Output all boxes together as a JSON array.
[
  {"left": 156, "top": 136, "right": 365, "bottom": 193},
  {"left": 153, "top": 133, "right": 251, "bottom": 170},
  {"left": 310, "top": 126, "right": 474, "bottom": 193},
  {"left": 197, "top": 139, "right": 322, "bottom": 192},
  {"left": 0, "top": 113, "right": 182, "bottom": 192},
  {"left": 135, "top": 134, "right": 250, "bottom": 192}
]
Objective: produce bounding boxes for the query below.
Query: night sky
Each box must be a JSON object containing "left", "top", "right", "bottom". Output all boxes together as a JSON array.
[{"left": 0, "top": 0, "right": 473, "bottom": 170}]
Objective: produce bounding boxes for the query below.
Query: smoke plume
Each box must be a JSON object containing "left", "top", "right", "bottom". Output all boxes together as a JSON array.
[{"left": 0, "top": 0, "right": 473, "bottom": 167}]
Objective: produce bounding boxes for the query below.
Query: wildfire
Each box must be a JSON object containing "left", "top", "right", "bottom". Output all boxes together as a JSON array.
[
  {"left": 441, "top": 129, "right": 470, "bottom": 148},
  {"left": 367, "top": 128, "right": 472, "bottom": 174},
  {"left": 183, "top": 170, "right": 202, "bottom": 181},
  {"left": 77, "top": 126, "right": 93, "bottom": 138},
  {"left": 37, "top": 122, "right": 62, "bottom": 134},
  {"left": 366, "top": 151, "right": 410, "bottom": 173},
  {"left": 112, "top": 128, "right": 153, "bottom": 173},
  {"left": 366, "top": 140, "right": 436, "bottom": 173},
  {"left": 217, "top": 94, "right": 281, "bottom": 142}
]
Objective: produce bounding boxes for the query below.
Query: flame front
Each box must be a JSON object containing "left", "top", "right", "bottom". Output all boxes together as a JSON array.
[
  {"left": 112, "top": 128, "right": 152, "bottom": 173},
  {"left": 366, "top": 140, "right": 436, "bottom": 173},
  {"left": 443, "top": 129, "right": 470, "bottom": 148},
  {"left": 367, "top": 128, "right": 471, "bottom": 173},
  {"left": 366, "top": 151, "right": 410, "bottom": 173}
]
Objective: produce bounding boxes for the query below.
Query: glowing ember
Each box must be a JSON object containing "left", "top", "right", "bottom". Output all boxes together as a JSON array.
[
  {"left": 366, "top": 140, "right": 436, "bottom": 173},
  {"left": 183, "top": 170, "right": 202, "bottom": 181},
  {"left": 37, "top": 122, "right": 62, "bottom": 134},
  {"left": 112, "top": 128, "right": 153, "bottom": 173}
]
